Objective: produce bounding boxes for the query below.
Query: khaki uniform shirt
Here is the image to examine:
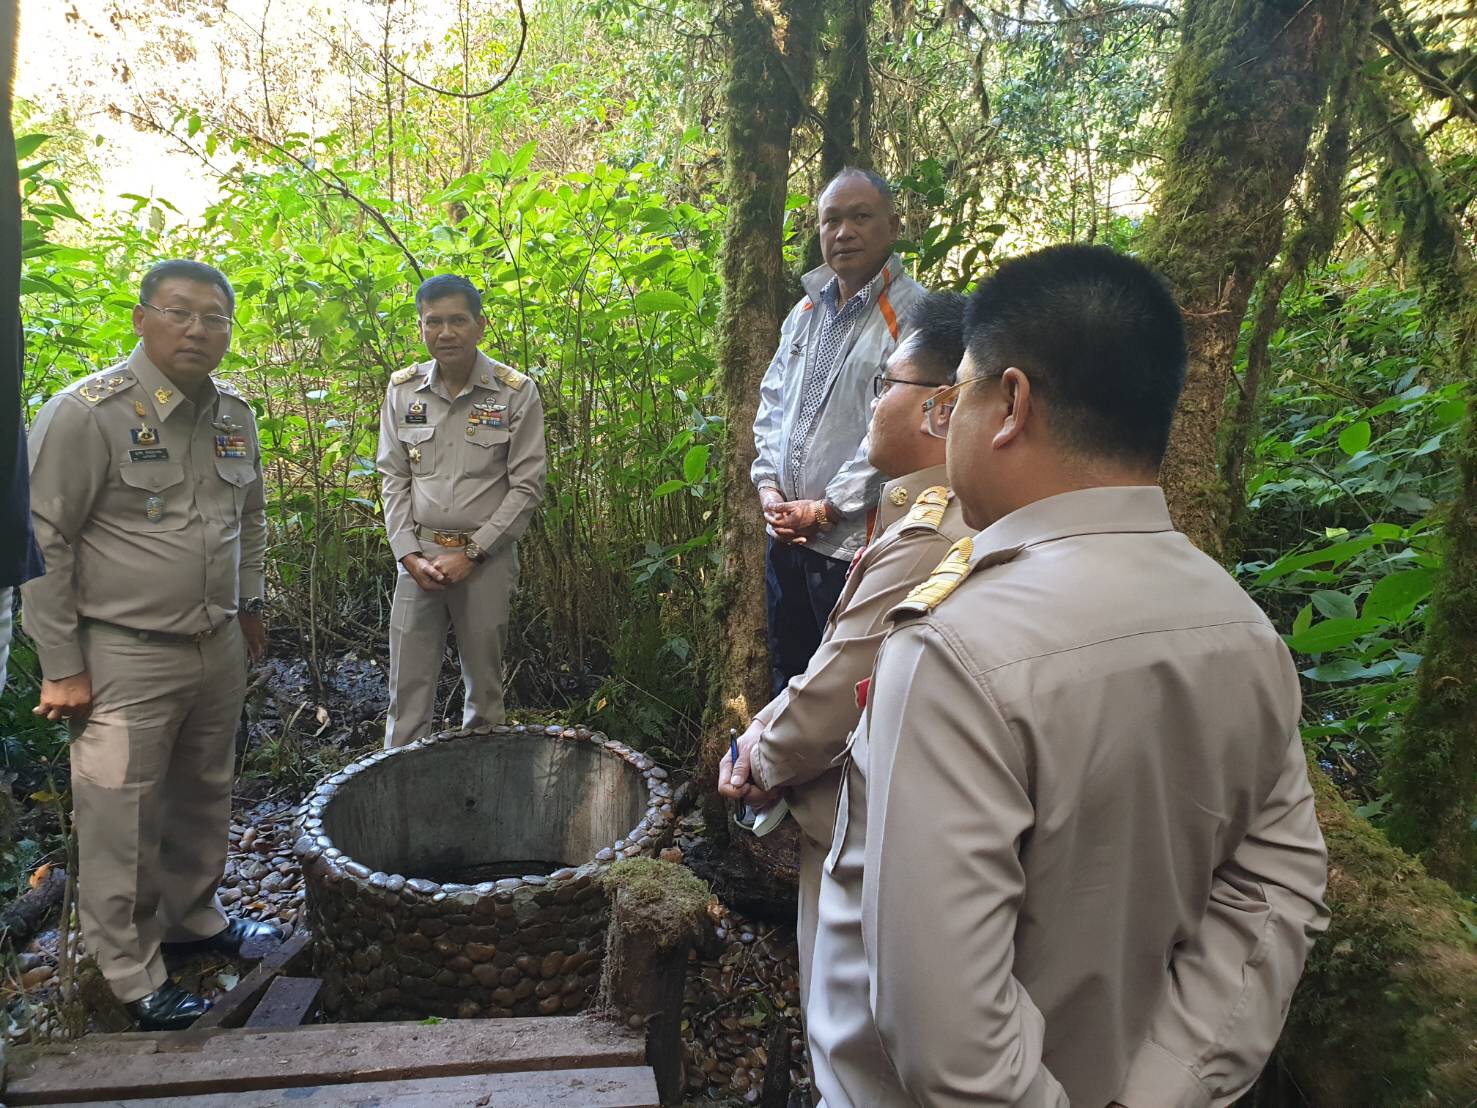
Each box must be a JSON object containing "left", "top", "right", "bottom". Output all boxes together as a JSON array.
[
  {"left": 811, "top": 486, "right": 1328, "bottom": 1108},
  {"left": 376, "top": 351, "right": 547, "bottom": 562},
  {"left": 22, "top": 344, "right": 267, "bottom": 679},
  {"left": 751, "top": 464, "right": 970, "bottom": 848}
]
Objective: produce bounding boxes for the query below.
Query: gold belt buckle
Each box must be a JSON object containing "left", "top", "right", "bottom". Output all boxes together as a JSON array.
[{"left": 432, "top": 530, "right": 468, "bottom": 548}]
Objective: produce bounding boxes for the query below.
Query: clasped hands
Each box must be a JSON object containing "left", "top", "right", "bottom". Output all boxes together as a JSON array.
[
  {"left": 716, "top": 718, "right": 782, "bottom": 811},
  {"left": 402, "top": 550, "right": 477, "bottom": 590},
  {"left": 760, "top": 487, "right": 832, "bottom": 545}
]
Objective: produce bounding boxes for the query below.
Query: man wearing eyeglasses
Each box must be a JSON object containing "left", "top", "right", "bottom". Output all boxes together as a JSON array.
[
  {"left": 22, "top": 259, "right": 279, "bottom": 1031},
  {"left": 377, "top": 275, "right": 547, "bottom": 748},
  {"left": 751, "top": 168, "right": 926, "bottom": 697},
  {"left": 722, "top": 290, "right": 970, "bottom": 1008},
  {"left": 807, "top": 246, "right": 1327, "bottom": 1107}
]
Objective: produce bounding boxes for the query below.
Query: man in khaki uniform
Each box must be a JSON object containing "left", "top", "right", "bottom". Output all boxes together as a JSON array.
[
  {"left": 24, "top": 260, "right": 280, "bottom": 1031},
  {"left": 720, "top": 291, "right": 970, "bottom": 1004},
  {"left": 808, "top": 246, "right": 1329, "bottom": 1107},
  {"left": 377, "top": 275, "right": 547, "bottom": 748}
]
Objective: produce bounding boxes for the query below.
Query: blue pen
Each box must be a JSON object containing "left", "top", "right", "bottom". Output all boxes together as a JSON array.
[{"left": 730, "top": 729, "right": 757, "bottom": 829}]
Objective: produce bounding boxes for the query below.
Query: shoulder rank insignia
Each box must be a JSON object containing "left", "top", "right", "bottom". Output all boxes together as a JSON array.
[
  {"left": 76, "top": 372, "right": 133, "bottom": 405},
  {"left": 890, "top": 536, "right": 974, "bottom": 620},
  {"left": 492, "top": 361, "right": 528, "bottom": 391},
  {"left": 899, "top": 486, "right": 950, "bottom": 532},
  {"left": 214, "top": 379, "right": 244, "bottom": 400},
  {"left": 390, "top": 365, "right": 421, "bottom": 386}
]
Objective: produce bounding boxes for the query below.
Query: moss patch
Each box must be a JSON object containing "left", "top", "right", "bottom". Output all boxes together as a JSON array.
[
  {"left": 1279, "top": 762, "right": 1477, "bottom": 1105},
  {"left": 602, "top": 858, "right": 712, "bottom": 950}
]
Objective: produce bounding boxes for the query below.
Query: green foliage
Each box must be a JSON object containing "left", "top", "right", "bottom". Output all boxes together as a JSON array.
[
  {"left": 1238, "top": 270, "right": 1466, "bottom": 815},
  {"left": 18, "top": 123, "right": 721, "bottom": 758}
]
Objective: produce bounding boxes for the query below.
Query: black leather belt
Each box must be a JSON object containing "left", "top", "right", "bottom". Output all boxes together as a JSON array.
[{"left": 80, "top": 616, "right": 233, "bottom": 645}]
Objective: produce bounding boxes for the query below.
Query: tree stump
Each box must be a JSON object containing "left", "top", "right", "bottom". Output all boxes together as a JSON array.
[{"left": 599, "top": 859, "right": 711, "bottom": 1106}]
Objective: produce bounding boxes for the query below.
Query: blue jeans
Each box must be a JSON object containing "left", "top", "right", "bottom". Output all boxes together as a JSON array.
[{"left": 765, "top": 538, "right": 850, "bottom": 698}]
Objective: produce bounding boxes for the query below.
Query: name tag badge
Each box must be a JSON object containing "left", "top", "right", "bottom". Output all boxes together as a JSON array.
[
  {"left": 405, "top": 401, "right": 427, "bottom": 425},
  {"left": 129, "top": 448, "right": 170, "bottom": 463},
  {"left": 214, "top": 435, "right": 249, "bottom": 459}
]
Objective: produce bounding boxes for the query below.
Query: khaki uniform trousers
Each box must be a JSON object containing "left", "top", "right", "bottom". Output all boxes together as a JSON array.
[
  {"left": 69, "top": 621, "right": 245, "bottom": 1003},
  {"left": 385, "top": 540, "right": 517, "bottom": 749},
  {"left": 790, "top": 764, "right": 842, "bottom": 1011}
]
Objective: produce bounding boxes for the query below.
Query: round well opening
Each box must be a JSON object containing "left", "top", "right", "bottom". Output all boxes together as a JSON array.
[
  {"left": 295, "top": 726, "right": 675, "bottom": 1021},
  {"left": 321, "top": 735, "right": 648, "bottom": 882}
]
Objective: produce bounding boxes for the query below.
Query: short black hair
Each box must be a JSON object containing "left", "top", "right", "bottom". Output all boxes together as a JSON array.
[
  {"left": 962, "top": 244, "right": 1187, "bottom": 467},
  {"left": 416, "top": 274, "right": 483, "bottom": 317},
  {"left": 898, "top": 291, "right": 967, "bottom": 385},
  {"left": 140, "top": 260, "right": 234, "bottom": 313},
  {"left": 821, "top": 166, "right": 895, "bottom": 214}
]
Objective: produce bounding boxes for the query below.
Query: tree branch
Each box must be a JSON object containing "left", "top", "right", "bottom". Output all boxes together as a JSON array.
[{"left": 375, "top": 0, "right": 528, "bottom": 100}]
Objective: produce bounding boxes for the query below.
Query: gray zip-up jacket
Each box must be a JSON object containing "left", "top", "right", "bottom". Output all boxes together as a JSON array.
[{"left": 750, "top": 255, "right": 925, "bottom": 562}]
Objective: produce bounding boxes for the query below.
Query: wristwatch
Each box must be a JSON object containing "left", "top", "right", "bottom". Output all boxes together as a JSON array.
[
  {"left": 464, "top": 540, "right": 488, "bottom": 564},
  {"left": 813, "top": 500, "right": 837, "bottom": 531},
  {"left": 241, "top": 596, "right": 265, "bottom": 615}
]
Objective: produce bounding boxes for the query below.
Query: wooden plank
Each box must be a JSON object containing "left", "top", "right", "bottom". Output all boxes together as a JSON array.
[
  {"left": 5, "top": 1016, "right": 647, "bottom": 1105},
  {"left": 64, "top": 1065, "right": 660, "bottom": 1107},
  {"left": 242, "top": 976, "right": 321, "bottom": 1029},
  {"left": 190, "top": 927, "right": 313, "bottom": 1031}
]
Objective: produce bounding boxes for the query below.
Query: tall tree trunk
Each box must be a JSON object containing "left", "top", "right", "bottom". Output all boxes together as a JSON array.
[
  {"left": 803, "top": 0, "right": 874, "bottom": 272},
  {"left": 704, "top": 0, "right": 822, "bottom": 815},
  {"left": 818, "top": 0, "right": 872, "bottom": 178},
  {"left": 1362, "top": 74, "right": 1477, "bottom": 363},
  {"left": 1387, "top": 399, "right": 1477, "bottom": 890},
  {"left": 1141, "top": 0, "right": 1347, "bottom": 557},
  {"left": 1356, "top": 39, "right": 1477, "bottom": 890},
  {"left": 1225, "top": 4, "right": 1369, "bottom": 541}
]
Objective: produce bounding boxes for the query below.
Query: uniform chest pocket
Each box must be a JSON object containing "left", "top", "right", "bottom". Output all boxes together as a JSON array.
[
  {"left": 214, "top": 459, "right": 256, "bottom": 516},
  {"left": 117, "top": 461, "right": 188, "bottom": 533},
  {"left": 463, "top": 425, "right": 510, "bottom": 472},
  {"left": 399, "top": 426, "right": 436, "bottom": 476}
]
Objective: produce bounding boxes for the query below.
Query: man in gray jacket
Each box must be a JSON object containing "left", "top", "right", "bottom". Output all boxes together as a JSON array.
[{"left": 751, "top": 168, "right": 924, "bottom": 695}]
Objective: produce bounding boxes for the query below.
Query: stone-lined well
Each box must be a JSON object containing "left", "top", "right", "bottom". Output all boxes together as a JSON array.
[{"left": 293, "top": 724, "right": 675, "bottom": 1020}]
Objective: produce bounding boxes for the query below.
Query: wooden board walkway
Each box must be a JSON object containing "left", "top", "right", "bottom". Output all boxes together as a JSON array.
[{"left": 4, "top": 1016, "right": 658, "bottom": 1107}]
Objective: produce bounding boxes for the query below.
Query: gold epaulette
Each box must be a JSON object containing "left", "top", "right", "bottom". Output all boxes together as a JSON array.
[
  {"left": 890, "top": 536, "right": 975, "bottom": 620},
  {"left": 899, "top": 486, "right": 950, "bottom": 532},
  {"left": 492, "top": 361, "right": 529, "bottom": 391},
  {"left": 389, "top": 365, "right": 421, "bottom": 386},
  {"left": 74, "top": 371, "right": 134, "bottom": 405}
]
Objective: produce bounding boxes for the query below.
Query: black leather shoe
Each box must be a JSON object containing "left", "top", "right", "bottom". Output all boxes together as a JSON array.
[
  {"left": 125, "top": 980, "right": 211, "bottom": 1031},
  {"left": 162, "top": 918, "right": 285, "bottom": 960}
]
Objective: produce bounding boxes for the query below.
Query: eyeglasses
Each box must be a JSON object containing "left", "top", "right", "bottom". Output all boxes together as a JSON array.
[
  {"left": 872, "top": 373, "right": 937, "bottom": 399},
  {"left": 140, "top": 302, "right": 233, "bottom": 334},
  {"left": 921, "top": 380, "right": 967, "bottom": 438}
]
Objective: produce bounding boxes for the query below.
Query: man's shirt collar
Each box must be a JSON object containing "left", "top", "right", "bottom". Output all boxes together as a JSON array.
[
  {"left": 969, "top": 485, "right": 1176, "bottom": 568},
  {"left": 127, "top": 342, "right": 217, "bottom": 422}
]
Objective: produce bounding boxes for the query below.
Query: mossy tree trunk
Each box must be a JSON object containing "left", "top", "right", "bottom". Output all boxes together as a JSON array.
[
  {"left": 1362, "top": 72, "right": 1477, "bottom": 365},
  {"left": 802, "top": 0, "right": 873, "bottom": 271},
  {"left": 1356, "top": 38, "right": 1477, "bottom": 891},
  {"left": 1224, "top": 3, "right": 1369, "bottom": 541},
  {"left": 1384, "top": 398, "right": 1477, "bottom": 891},
  {"left": 705, "top": 0, "right": 823, "bottom": 799},
  {"left": 1268, "top": 763, "right": 1477, "bottom": 1105},
  {"left": 1141, "top": 0, "right": 1348, "bottom": 557}
]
